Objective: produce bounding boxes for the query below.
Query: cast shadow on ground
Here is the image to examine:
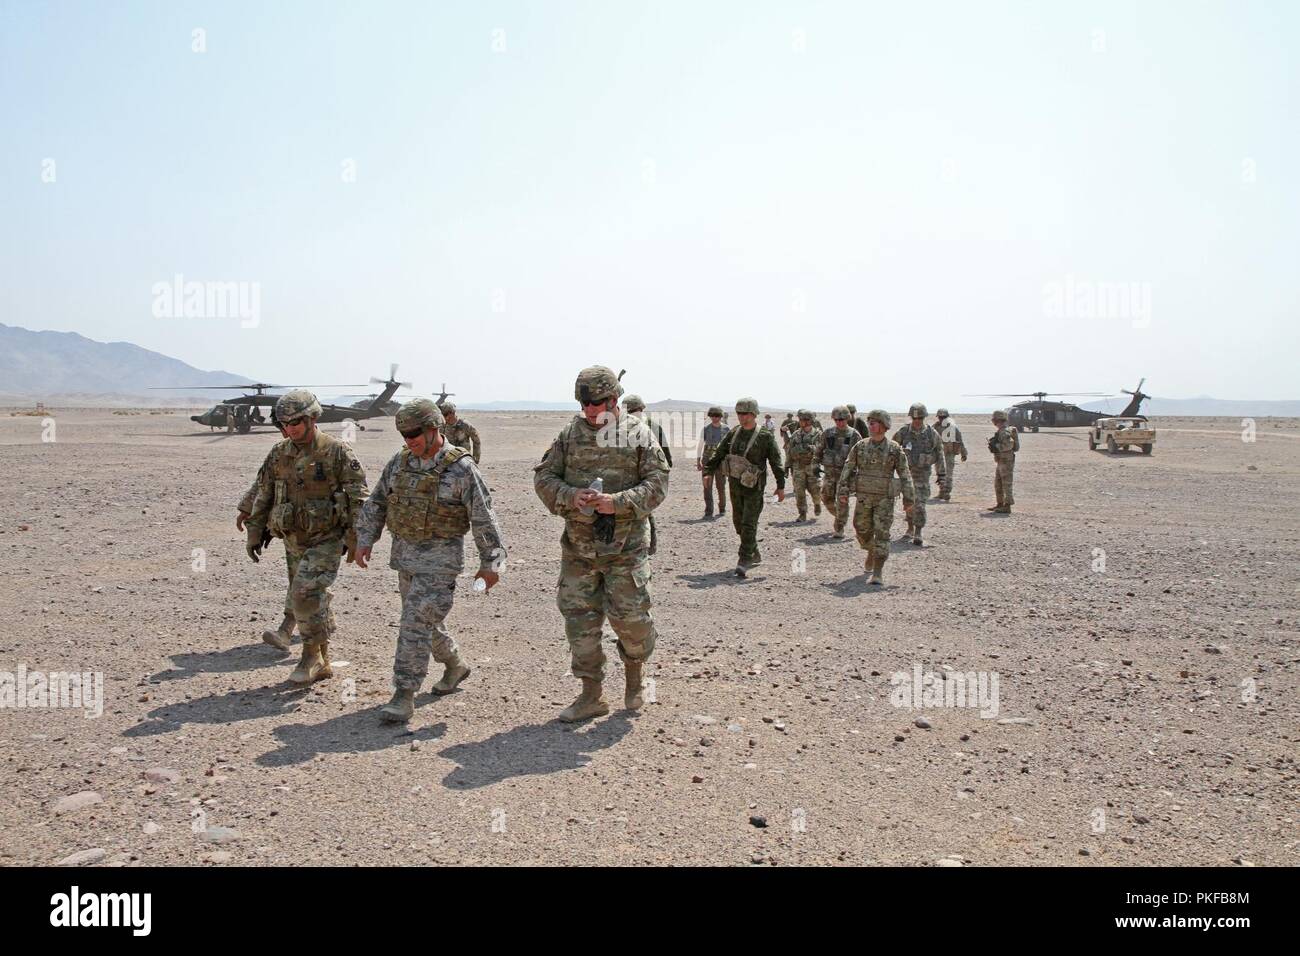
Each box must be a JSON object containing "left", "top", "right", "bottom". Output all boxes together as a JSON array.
[
  {"left": 819, "top": 575, "right": 888, "bottom": 597},
  {"left": 148, "top": 644, "right": 290, "bottom": 683},
  {"left": 438, "top": 712, "right": 634, "bottom": 789},
  {"left": 255, "top": 706, "right": 447, "bottom": 767},
  {"left": 124, "top": 681, "right": 313, "bottom": 737},
  {"left": 677, "top": 571, "right": 767, "bottom": 589}
]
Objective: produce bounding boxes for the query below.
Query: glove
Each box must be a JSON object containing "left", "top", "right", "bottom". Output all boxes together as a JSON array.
[
  {"left": 246, "top": 528, "right": 263, "bottom": 563},
  {"left": 593, "top": 512, "right": 616, "bottom": 544}
]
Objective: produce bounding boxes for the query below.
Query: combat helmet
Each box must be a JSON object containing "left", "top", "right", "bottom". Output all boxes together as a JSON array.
[
  {"left": 797, "top": 408, "right": 814, "bottom": 422},
  {"left": 623, "top": 394, "right": 646, "bottom": 413},
  {"left": 935, "top": 408, "right": 949, "bottom": 419},
  {"left": 735, "top": 397, "right": 759, "bottom": 415},
  {"left": 438, "top": 401, "right": 458, "bottom": 416},
  {"left": 992, "top": 409, "right": 1009, "bottom": 423},
  {"left": 831, "top": 405, "right": 850, "bottom": 421},
  {"left": 575, "top": 366, "right": 624, "bottom": 405},
  {"left": 846, "top": 403, "right": 858, "bottom": 415},
  {"left": 707, "top": 405, "right": 724, "bottom": 417},
  {"left": 866, "top": 408, "right": 892, "bottom": 428},
  {"left": 395, "top": 397, "right": 445, "bottom": 433},
  {"left": 275, "top": 389, "right": 322, "bottom": 422},
  {"left": 908, "top": 402, "right": 928, "bottom": 419}
]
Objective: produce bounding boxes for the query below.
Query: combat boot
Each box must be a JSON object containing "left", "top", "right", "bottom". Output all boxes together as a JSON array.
[
  {"left": 624, "top": 662, "right": 644, "bottom": 710},
  {"left": 288, "top": 641, "right": 330, "bottom": 685},
  {"left": 869, "top": 556, "right": 886, "bottom": 586},
  {"left": 261, "top": 612, "right": 295, "bottom": 654},
  {"left": 814, "top": 502, "right": 822, "bottom": 516},
  {"left": 913, "top": 528, "right": 923, "bottom": 546},
  {"left": 997, "top": 505, "right": 1012, "bottom": 514},
  {"left": 703, "top": 489, "right": 713, "bottom": 519},
  {"left": 431, "top": 653, "right": 471, "bottom": 695},
  {"left": 379, "top": 688, "right": 415, "bottom": 722},
  {"left": 558, "top": 678, "right": 609, "bottom": 722}
]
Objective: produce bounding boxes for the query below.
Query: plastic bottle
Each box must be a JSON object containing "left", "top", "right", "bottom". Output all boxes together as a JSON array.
[
  {"left": 579, "top": 476, "right": 604, "bottom": 516},
  {"left": 472, "top": 577, "right": 487, "bottom": 593}
]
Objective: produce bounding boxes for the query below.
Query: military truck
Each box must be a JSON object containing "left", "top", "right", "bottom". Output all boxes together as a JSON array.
[{"left": 1089, "top": 416, "right": 1155, "bottom": 455}]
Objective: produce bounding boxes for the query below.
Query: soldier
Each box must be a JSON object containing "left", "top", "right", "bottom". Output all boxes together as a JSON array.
[
  {"left": 892, "top": 403, "right": 947, "bottom": 546},
  {"left": 845, "top": 403, "right": 870, "bottom": 439},
  {"left": 623, "top": 395, "right": 673, "bottom": 466},
  {"left": 353, "top": 399, "right": 506, "bottom": 722},
  {"left": 237, "top": 417, "right": 298, "bottom": 652},
  {"left": 987, "top": 409, "right": 1019, "bottom": 513},
  {"left": 243, "top": 390, "right": 368, "bottom": 684},
  {"left": 815, "top": 406, "right": 861, "bottom": 538},
  {"left": 779, "top": 412, "right": 797, "bottom": 458},
  {"left": 786, "top": 409, "right": 823, "bottom": 522},
  {"left": 438, "top": 402, "right": 481, "bottom": 463},
  {"left": 696, "top": 406, "right": 729, "bottom": 518},
  {"left": 534, "top": 366, "right": 670, "bottom": 722},
  {"left": 704, "top": 398, "right": 785, "bottom": 577},
  {"left": 837, "top": 409, "right": 915, "bottom": 586},
  {"left": 933, "top": 408, "right": 967, "bottom": 500}
]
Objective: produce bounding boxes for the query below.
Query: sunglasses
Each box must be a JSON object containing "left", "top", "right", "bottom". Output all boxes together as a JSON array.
[
  {"left": 282, "top": 417, "right": 308, "bottom": 428},
  {"left": 399, "top": 426, "right": 426, "bottom": 440}
]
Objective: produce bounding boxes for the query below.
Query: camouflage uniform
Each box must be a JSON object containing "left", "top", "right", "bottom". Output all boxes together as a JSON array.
[
  {"left": 837, "top": 410, "right": 915, "bottom": 583},
  {"left": 989, "top": 411, "right": 1019, "bottom": 512},
  {"left": 704, "top": 399, "right": 785, "bottom": 570},
  {"left": 245, "top": 402, "right": 368, "bottom": 673},
  {"left": 815, "top": 411, "right": 861, "bottom": 535},
  {"left": 934, "top": 410, "right": 967, "bottom": 499},
  {"left": 240, "top": 479, "right": 295, "bottom": 643},
  {"left": 438, "top": 403, "right": 481, "bottom": 463},
  {"left": 893, "top": 406, "right": 947, "bottom": 541},
  {"left": 356, "top": 443, "right": 506, "bottom": 694},
  {"left": 785, "top": 411, "right": 822, "bottom": 520},
  {"left": 697, "top": 412, "right": 729, "bottom": 517},
  {"left": 534, "top": 407, "right": 669, "bottom": 689},
  {"left": 845, "top": 404, "right": 870, "bottom": 439}
]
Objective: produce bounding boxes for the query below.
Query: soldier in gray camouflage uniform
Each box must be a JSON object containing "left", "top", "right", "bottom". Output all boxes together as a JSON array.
[
  {"left": 244, "top": 390, "right": 368, "bottom": 685},
  {"left": 437, "top": 402, "right": 481, "bottom": 463},
  {"left": 892, "top": 403, "right": 947, "bottom": 545},
  {"left": 815, "top": 406, "right": 861, "bottom": 537},
  {"left": 696, "top": 406, "right": 729, "bottom": 518},
  {"left": 786, "top": 409, "right": 822, "bottom": 521},
  {"left": 933, "top": 408, "right": 967, "bottom": 500},
  {"left": 535, "top": 366, "right": 670, "bottom": 721},
  {"left": 354, "top": 399, "right": 506, "bottom": 722}
]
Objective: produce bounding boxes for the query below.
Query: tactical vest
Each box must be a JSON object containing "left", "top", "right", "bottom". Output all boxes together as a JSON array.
[
  {"left": 852, "top": 439, "right": 904, "bottom": 498},
  {"left": 701, "top": 424, "right": 728, "bottom": 457},
  {"left": 990, "top": 426, "right": 1019, "bottom": 457},
  {"left": 821, "top": 428, "right": 857, "bottom": 470},
  {"left": 560, "top": 418, "right": 647, "bottom": 525},
  {"left": 267, "top": 433, "right": 349, "bottom": 540},
  {"left": 385, "top": 446, "right": 471, "bottom": 542},
  {"left": 936, "top": 420, "right": 963, "bottom": 454},
  {"left": 721, "top": 427, "right": 763, "bottom": 488},
  {"left": 787, "top": 427, "right": 819, "bottom": 464},
  {"left": 896, "top": 425, "right": 941, "bottom": 470}
]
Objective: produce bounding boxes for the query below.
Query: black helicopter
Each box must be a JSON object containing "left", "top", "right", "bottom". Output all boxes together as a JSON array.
[
  {"left": 154, "top": 365, "right": 448, "bottom": 433},
  {"left": 966, "top": 379, "right": 1150, "bottom": 432}
]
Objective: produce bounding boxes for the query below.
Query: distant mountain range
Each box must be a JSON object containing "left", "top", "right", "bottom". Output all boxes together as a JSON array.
[
  {"left": 1, "top": 324, "right": 1296, "bottom": 416},
  {"left": 0, "top": 322, "right": 252, "bottom": 404}
]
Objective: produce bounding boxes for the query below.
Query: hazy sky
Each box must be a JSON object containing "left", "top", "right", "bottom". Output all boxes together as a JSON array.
[{"left": 3, "top": 1, "right": 1297, "bottom": 407}]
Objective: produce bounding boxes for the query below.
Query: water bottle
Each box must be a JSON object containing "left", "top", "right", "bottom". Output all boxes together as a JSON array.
[
  {"left": 579, "top": 476, "right": 604, "bottom": 515},
  {"left": 472, "top": 577, "right": 487, "bottom": 593}
]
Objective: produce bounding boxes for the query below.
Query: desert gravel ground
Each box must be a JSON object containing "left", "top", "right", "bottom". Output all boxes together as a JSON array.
[{"left": 1, "top": 408, "right": 1296, "bottom": 867}]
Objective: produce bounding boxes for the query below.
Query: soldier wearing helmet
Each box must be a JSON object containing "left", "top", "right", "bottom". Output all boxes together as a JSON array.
[
  {"left": 352, "top": 398, "right": 506, "bottom": 722},
  {"left": 814, "top": 405, "right": 861, "bottom": 537},
  {"left": 987, "top": 409, "right": 1019, "bottom": 513},
  {"left": 702, "top": 397, "right": 786, "bottom": 577},
  {"left": 696, "top": 405, "right": 730, "bottom": 518},
  {"left": 892, "top": 403, "right": 947, "bottom": 546},
  {"left": 785, "top": 409, "right": 823, "bottom": 522},
  {"left": 243, "top": 390, "right": 369, "bottom": 685},
  {"left": 623, "top": 394, "right": 673, "bottom": 467},
  {"left": 845, "top": 403, "right": 870, "bottom": 439},
  {"left": 837, "top": 409, "right": 915, "bottom": 585},
  {"left": 437, "top": 401, "right": 482, "bottom": 464},
  {"left": 933, "top": 408, "right": 967, "bottom": 500},
  {"left": 534, "top": 366, "right": 670, "bottom": 721}
]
